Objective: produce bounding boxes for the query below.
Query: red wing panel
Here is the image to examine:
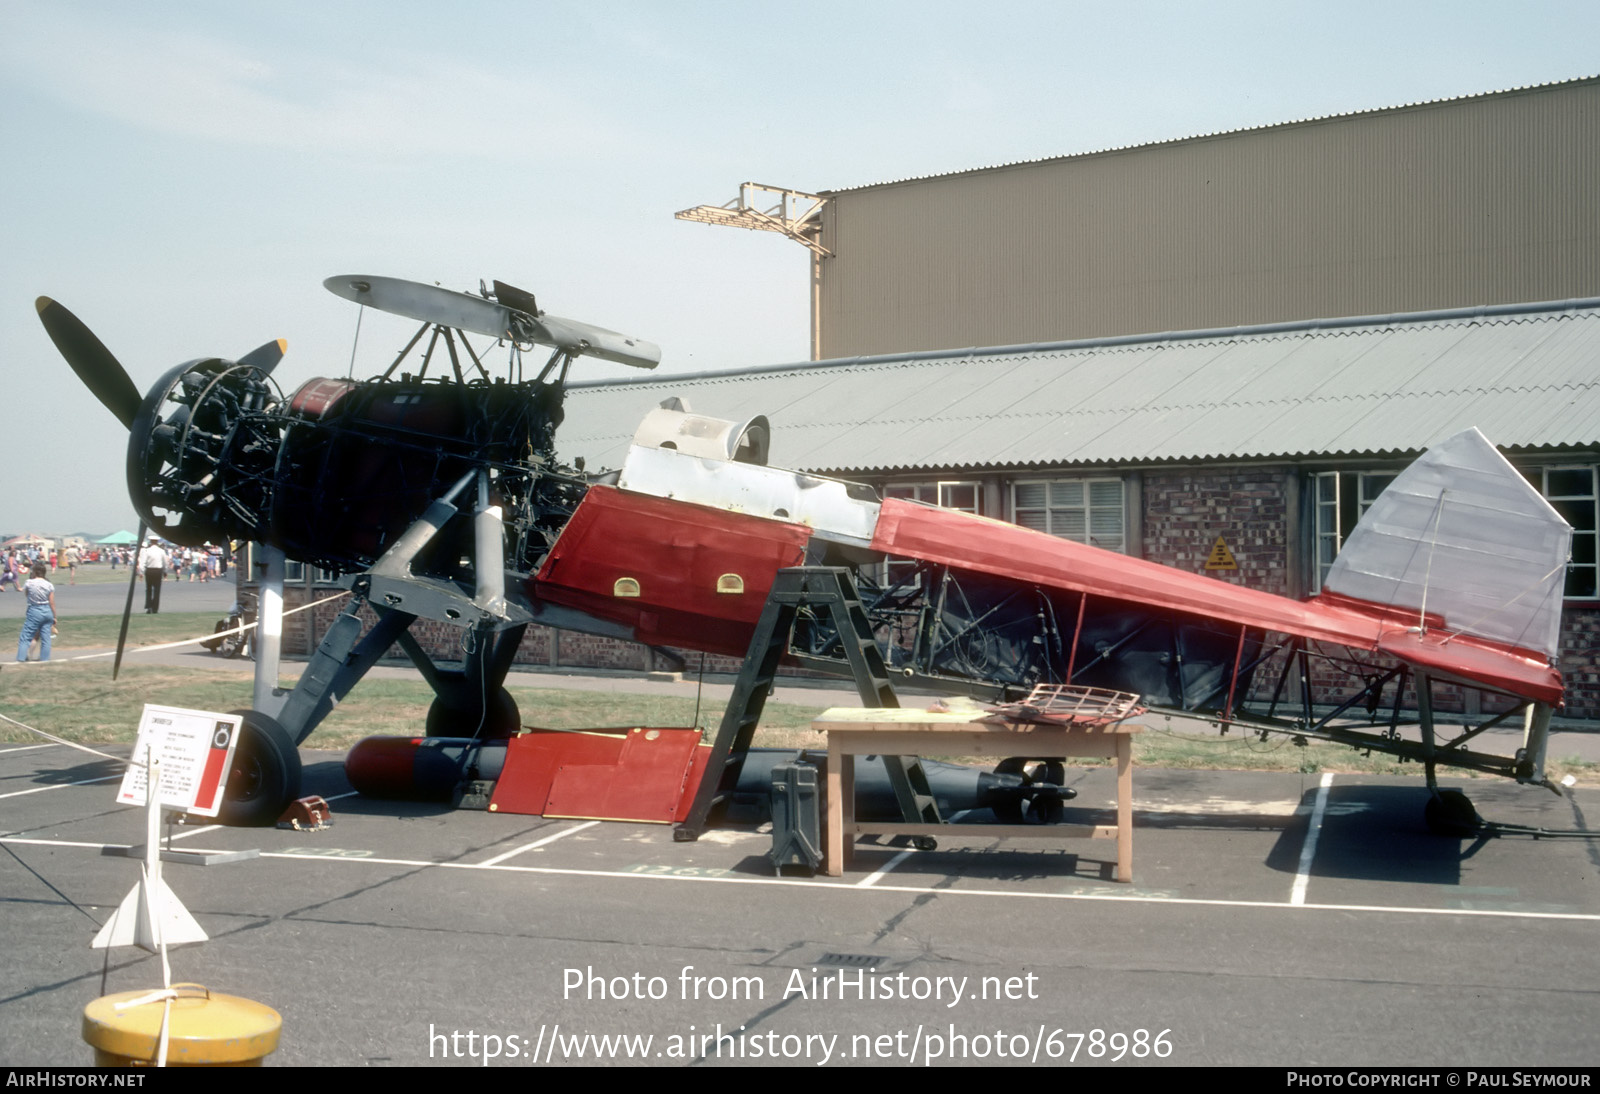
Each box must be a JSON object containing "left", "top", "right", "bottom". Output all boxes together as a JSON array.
[
  {"left": 872, "top": 499, "right": 1561, "bottom": 704},
  {"left": 534, "top": 485, "right": 811, "bottom": 657}
]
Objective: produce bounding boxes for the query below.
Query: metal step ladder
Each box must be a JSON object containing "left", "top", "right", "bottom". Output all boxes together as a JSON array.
[{"left": 675, "top": 566, "right": 942, "bottom": 840}]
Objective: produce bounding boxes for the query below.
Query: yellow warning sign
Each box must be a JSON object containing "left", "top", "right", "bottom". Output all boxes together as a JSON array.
[{"left": 1204, "top": 535, "right": 1237, "bottom": 571}]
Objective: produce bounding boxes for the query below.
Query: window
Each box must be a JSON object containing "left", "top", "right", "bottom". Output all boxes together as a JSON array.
[
  {"left": 1536, "top": 466, "right": 1598, "bottom": 599},
  {"left": 1011, "top": 478, "right": 1126, "bottom": 553},
  {"left": 883, "top": 481, "right": 980, "bottom": 514},
  {"left": 1310, "top": 471, "right": 1396, "bottom": 592}
]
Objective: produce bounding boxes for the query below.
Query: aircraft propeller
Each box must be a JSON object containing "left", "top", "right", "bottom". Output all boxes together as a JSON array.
[
  {"left": 35, "top": 297, "right": 141, "bottom": 429},
  {"left": 35, "top": 297, "right": 286, "bottom": 678}
]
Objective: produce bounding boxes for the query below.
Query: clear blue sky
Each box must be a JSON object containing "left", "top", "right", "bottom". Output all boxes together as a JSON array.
[{"left": 3, "top": 0, "right": 1596, "bottom": 532}]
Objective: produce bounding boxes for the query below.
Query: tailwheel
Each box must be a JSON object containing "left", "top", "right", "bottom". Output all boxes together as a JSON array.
[
  {"left": 1425, "top": 788, "right": 1481, "bottom": 837},
  {"left": 424, "top": 686, "right": 521, "bottom": 740},
  {"left": 220, "top": 710, "right": 302, "bottom": 827}
]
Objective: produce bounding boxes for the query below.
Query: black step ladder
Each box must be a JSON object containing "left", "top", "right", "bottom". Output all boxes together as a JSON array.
[{"left": 675, "top": 567, "right": 942, "bottom": 840}]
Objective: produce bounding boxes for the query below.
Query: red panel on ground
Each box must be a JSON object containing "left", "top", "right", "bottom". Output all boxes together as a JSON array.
[
  {"left": 532, "top": 486, "right": 811, "bottom": 657},
  {"left": 490, "top": 728, "right": 711, "bottom": 824}
]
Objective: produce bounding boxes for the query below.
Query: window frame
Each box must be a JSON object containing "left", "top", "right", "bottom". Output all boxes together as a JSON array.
[
  {"left": 1533, "top": 464, "right": 1598, "bottom": 601},
  {"left": 1009, "top": 476, "right": 1128, "bottom": 554},
  {"left": 1308, "top": 469, "right": 1398, "bottom": 594}
]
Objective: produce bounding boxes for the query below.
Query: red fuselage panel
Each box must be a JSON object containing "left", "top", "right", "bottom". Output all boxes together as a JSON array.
[{"left": 533, "top": 485, "right": 811, "bottom": 657}]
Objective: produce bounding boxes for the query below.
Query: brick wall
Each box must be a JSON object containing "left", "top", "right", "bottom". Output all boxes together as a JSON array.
[
  {"left": 286, "top": 587, "right": 686, "bottom": 674},
  {"left": 1142, "top": 465, "right": 1291, "bottom": 595},
  {"left": 1559, "top": 608, "right": 1600, "bottom": 720}
]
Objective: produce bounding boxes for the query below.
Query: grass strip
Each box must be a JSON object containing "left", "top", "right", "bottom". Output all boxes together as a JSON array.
[{"left": 2, "top": 661, "right": 1591, "bottom": 782}]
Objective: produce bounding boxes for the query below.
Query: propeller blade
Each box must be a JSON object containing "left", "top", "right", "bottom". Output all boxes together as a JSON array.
[
  {"left": 238, "top": 338, "right": 287, "bottom": 375},
  {"left": 35, "top": 297, "right": 142, "bottom": 429},
  {"left": 112, "top": 521, "right": 146, "bottom": 681}
]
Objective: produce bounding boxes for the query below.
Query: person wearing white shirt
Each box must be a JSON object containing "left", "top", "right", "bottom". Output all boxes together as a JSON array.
[
  {"left": 139, "top": 540, "right": 169, "bottom": 614},
  {"left": 17, "top": 564, "right": 56, "bottom": 661}
]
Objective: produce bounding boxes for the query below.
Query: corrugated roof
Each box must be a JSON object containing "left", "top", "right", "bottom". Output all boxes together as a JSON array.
[
  {"left": 559, "top": 299, "right": 1600, "bottom": 475},
  {"left": 821, "top": 76, "right": 1600, "bottom": 195}
]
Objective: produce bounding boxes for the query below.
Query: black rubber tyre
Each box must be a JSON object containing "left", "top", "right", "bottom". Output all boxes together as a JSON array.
[
  {"left": 201, "top": 620, "right": 227, "bottom": 653},
  {"left": 219, "top": 710, "right": 302, "bottom": 827},
  {"left": 424, "top": 687, "right": 521, "bottom": 740},
  {"left": 1424, "top": 788, "right": 1480, "bottom": 837}
]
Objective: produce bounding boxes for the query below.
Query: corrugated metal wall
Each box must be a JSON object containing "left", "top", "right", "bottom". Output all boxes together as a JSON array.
[{"left": 817, "top": 80, "right": 1600, "bottom": 359}]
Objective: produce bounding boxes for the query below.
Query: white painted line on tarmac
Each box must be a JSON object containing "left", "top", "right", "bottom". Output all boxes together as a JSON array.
[
  {"left": 256, "top": 848, "right": 1600, "bottom": 922},
  {"left": 165, "top": 824, "right": 221, "bottom": 842},
  {"left": 0, "top": 774, "right": 120, "bottom": 800},
  {"left": 0, "top": 744, "right": 65, "bottom": 755},
  {"left": 1290, "top": 772, "right": 1334, "bottom": 906},
  {"left": 857, "top": 849, "right": 915, "bottom": 887},
  {"left": 855, "top": 810, "right": 967, "bottom": 887},
  {"left": 3, "top": 832, "right": 1596, "bottom": 922},
  {"left": 479, "top": 821, "right": 600, "bottom": 866}
]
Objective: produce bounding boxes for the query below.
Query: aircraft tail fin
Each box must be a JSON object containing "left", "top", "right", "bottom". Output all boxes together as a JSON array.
[{"left": 1323, "top": 428, "right": 1570, "bottom": 661}]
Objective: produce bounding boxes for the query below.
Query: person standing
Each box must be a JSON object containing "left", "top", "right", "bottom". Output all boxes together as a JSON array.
[
  {"left": 17, "top": 563, "right": 56, "bottom": 662},
  {"left": 139, "top": 538, "right": 168, "bottom": 614}
]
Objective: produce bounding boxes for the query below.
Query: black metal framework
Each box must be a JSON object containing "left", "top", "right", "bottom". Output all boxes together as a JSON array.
[
  {"left": 812, "top": 560, "right": 1557, "bottom": 793},
  {"left": 674, "top": 567, "right": 943, "bottom": 842}
]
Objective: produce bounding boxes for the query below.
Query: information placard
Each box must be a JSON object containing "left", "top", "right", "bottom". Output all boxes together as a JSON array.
[{"left": 116, "top": 705, "right": 243, "bottom": 817}]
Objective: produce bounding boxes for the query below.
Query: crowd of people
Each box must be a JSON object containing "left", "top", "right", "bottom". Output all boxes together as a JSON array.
[
  {"left": 1, "top": 541, "right": 228, "bottom": 589},
  {"left": 2, "top": 544, "right": 66, "bottom": 591},
  {"left": 8, "top": 538, "right": 233, "bottom": 659}
]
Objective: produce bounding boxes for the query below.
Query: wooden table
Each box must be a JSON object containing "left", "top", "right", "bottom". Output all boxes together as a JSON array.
[{"left": 815, "top": 707, "right": 1140, "bottom": 881}]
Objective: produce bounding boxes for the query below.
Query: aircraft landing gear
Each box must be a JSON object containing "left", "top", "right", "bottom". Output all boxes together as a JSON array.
[
  {"left": 1425, "top": 788, "right": 1481, "bottom": 837},
  {"left": 220, "top": 710, "right": 302, "bottom": 827},
  {"left": 424, "top": 685, "right": 522, "bottom": 740}
]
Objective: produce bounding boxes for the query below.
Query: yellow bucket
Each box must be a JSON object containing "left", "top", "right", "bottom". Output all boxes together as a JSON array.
[{"left": 83, "top": 984, "right": 281, "bottom": 1067}]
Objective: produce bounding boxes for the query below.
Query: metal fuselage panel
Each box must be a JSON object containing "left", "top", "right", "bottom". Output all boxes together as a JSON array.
[{"left": 532, "top": 485, "right": 812, "bottom": 656}]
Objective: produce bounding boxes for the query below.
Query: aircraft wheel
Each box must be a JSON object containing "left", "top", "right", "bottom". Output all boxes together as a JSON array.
[
  {"left": 219, "top": 710, "right": 302, "bottom": 827},
  {"left": 912, "top": 836, "right": 938, "bottom": 851},
  {"left": 1424, "top": 788, "right": 1480, "bottom": 837},
  {"left": 425, "top": 687, "right": 521, "bottom": 740}
]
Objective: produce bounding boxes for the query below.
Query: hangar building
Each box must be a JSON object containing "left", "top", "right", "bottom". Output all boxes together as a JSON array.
[{"left": 811, "top": 77, "right": 1598, "bottom": 359}]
